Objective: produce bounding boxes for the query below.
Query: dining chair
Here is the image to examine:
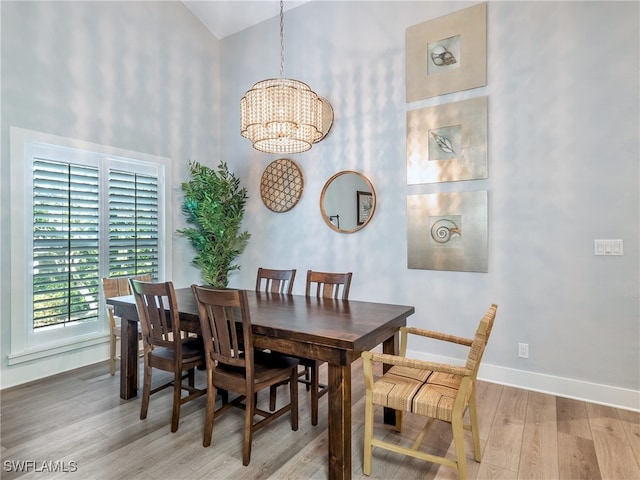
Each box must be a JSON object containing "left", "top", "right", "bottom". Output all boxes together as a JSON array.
[
  {"left": 129, "top": 279, "right": 206, "bottom": 433},
  {"left": 302, "top": 269, "right": 353, "bottom": 425},
  {"left": 361, "top": 304, "right": 498, "bottom": 480},
  {"left": 255, "top": 267, "right": 296, "bottom": 294},
  {"left": 254, "top": 268, "right": 299, "bottom": 410},
  {"left": 191, "top": 285, "right": 299, "bottom": 465},
  {"left": 102, "top": 274, "right": 151, "bottom": 376}
]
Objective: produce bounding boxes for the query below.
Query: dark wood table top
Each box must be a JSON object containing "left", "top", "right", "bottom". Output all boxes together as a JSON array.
[{"left": 109, "top": 288, "right": 415, "bottom": 356}]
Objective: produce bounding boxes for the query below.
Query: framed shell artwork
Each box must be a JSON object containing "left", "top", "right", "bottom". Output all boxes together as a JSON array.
[
  {"left": 406, "top": 3, "right": 487, "bottom": 101},
  {"left": 407, "top": 191, "right": 488, "bottom": 272},
  {"left": 407, "top": 96, "right": 488, "bottom": 184}
]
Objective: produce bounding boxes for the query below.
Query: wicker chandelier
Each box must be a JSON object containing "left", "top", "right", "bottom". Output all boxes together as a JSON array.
[{"left": 240, "top": 1, "right": 323, "bottom": 154}]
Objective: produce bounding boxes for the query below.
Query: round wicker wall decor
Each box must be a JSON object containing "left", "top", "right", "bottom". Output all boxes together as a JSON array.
[{"left": 260, "top": 158, "right": 304, "bottom": 212}]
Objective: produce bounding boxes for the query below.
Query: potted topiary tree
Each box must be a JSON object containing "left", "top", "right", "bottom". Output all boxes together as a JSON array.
[{"left": 178, "top": 160, "right": 250, "bottom": 288}]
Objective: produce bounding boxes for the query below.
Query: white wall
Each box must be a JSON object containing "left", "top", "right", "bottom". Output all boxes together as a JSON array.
[
  {"left": 220, "top": 1, "right": 639, "bottom": 410},
  {"left": 0, "top": 1, "right": 219, "bottom": 387}
]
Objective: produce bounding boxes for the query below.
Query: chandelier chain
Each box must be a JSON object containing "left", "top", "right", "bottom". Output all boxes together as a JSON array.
[{"left": 279, "top": 0, "right": 285, "bottom": 78}]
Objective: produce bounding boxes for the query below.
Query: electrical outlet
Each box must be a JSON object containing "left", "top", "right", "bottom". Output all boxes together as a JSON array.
[
  {"left": 594, "top": 239, "right": 624, "bottom": 255},
  {"left": 518, "top": 343, "right": 529, "bottom": 358}
]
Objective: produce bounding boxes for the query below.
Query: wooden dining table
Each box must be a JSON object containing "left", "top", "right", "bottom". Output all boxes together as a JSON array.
[{"left": 107, "top": 288, "right": 414, "bottom": 480}]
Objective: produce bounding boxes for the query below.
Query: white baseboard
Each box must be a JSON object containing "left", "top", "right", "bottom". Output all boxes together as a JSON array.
[
  {"left": 1, "top": 344, "right": 109, "bottom": 390},
  {"left": 407, "top": 349, "right": 640, "bottom": 413}
]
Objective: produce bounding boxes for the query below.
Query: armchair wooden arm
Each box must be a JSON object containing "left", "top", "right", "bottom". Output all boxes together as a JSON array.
[
  {"left": 361, "top": 351, "right": 471, "bottom": 377},
  {"left": 404, "top": 326, "right": 473, "bottom": 346}
]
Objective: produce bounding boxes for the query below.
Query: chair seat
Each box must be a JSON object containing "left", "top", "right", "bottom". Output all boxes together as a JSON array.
[
  {"left": 216, "top": 351, "right": 299, "bottom": 386},
  {"left": 150, "top": 338, "right": 203, "bottom": 362},
  {"left": 372, "top": 365, "right": 430, "bottom": 412},
  {"left": 388, "top": 364, "right": 434, "bottom": 382},
  {"left": 372, "top": 367, "right": 463, "bottom": 423},
  {"left": 412, "top": 372, "right": 462, "bottom": 422}
]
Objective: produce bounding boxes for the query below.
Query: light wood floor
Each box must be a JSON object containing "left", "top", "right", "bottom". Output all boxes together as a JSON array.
[{"left": 1, "top": 359, "right": 639, "bottom": 479}]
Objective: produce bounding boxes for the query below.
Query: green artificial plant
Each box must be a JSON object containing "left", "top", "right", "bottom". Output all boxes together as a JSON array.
[{"left": 178, "top": 160, "right": 250, "bottom": 288}]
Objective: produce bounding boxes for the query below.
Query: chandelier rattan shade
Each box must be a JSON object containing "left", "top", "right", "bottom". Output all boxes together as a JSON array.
[
  {"left": 240, "top": 78, "right": 323, "bottom": 154},
  {"left": 240, "top": 1, "right": 323, "bottom": 154}
]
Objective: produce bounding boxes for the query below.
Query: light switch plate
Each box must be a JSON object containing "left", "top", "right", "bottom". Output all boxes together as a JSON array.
[{"left": 594, "top": 239, "right": 623, "bottom": 256}]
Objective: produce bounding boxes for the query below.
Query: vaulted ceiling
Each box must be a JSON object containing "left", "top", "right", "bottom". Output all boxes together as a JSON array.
[{"left": 182, "top": 1, "right": 310, "bottom": 39}]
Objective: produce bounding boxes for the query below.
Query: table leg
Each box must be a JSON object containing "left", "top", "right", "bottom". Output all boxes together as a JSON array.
[
  {"left": 382, "top": 333, "right": 399, "bottom": 425},
  {"left": 327, "top": 363, "right": 351, "bottom": 480},
  {"left": 120, "top": 317, "right": 138, "bottom": 400}
]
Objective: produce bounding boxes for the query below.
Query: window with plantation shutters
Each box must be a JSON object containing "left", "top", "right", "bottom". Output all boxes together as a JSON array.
[
  {"left": 9, "top": 127, "right": 168, "bottom": 363},
  {"left": 31, "top": 163, "right": 161, "bottom": 330},
  {"left": 107, "top": 169, "right": 159, "bottom": 280},
  {"left": 32, "top": 159, "right": 101, "bottom": 329}
]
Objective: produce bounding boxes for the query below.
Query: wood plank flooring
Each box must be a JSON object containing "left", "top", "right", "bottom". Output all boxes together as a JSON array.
[{"left": 1, "top": 359, "right": 638, "bottom": 479}]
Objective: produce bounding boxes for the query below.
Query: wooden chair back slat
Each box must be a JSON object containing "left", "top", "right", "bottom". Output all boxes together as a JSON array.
[
  {"left": 305, "top": 270, "right": 352, "bottom": 300},
  {"left": 192, "top": 286, "right": 252, "bottom": 370},
  {"left": 129, "top": 280, "right": 181, "bottom": 353},
  {"left": 256, "top": 268, "right": 297, "bottom": 294}
]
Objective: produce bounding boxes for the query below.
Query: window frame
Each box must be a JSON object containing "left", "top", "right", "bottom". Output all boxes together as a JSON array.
[{"left": 8, "top": 127, "right": 172, "bottom": 364}]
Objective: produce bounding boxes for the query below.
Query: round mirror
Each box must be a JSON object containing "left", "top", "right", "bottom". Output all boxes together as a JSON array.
[{"left": 320, "top": 171, "right": 376, "bottom": 233}]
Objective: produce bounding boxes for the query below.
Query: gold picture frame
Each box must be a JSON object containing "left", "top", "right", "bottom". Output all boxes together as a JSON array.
[
  {"left": 357, "top": 190, "right": 373, "bottom": 226},
  {"left": 406, "top": 3, "right": 487, "bottom": 101},
  {"left": 407, "top": 96, "right": 488, "bottom": 184},
  {"left": 407, "top": 191, "right": 488, "bottom": 273}
]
